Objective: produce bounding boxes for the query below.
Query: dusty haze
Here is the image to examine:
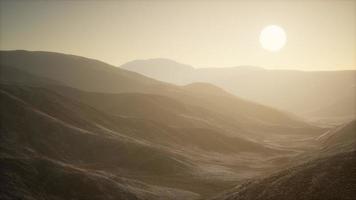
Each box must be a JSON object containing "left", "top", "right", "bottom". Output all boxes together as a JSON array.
[{"left": 0, "top": 0, "right": 355, "bottom": 70}]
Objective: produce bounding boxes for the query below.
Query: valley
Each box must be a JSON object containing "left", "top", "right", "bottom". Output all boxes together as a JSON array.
[{"left": 0, "top": 50, "right": 355, "bottom": 200}]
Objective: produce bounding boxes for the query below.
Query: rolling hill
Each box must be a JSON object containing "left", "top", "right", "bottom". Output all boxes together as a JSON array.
[
  {"left": 0, "top": 50, "right": 165, "bottom": 93},
  {"left": 210, "top": 150, "right": 356, "bottom": 200},
  {"left": 210, "top": 120, "right": 356, "bottom": 200},
  {"left": 0, "top": 84, "right": 203, "bottom": 200}
]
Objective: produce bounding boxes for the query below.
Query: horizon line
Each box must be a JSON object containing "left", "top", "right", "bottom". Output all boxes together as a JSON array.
[{"left": 1, "top": 48, "right": 355, "bottom": 72}]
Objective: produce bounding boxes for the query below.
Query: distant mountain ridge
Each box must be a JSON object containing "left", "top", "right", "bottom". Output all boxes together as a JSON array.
[
  {"left": 121, "top": 58, "right": 356, "bottom": 121},
  {"left": 121, "top": 58, "right": 195, "bottom": 85}
]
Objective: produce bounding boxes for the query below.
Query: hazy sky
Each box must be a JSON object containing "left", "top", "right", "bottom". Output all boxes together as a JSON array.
[{"left": 1, "top": 0, "right": 355, "bottom": 70}]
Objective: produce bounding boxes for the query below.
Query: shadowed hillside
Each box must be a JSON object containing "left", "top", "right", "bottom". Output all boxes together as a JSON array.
[
  {"left": 0, "top": 84, "right": 206, "bottom": 199},
  {"left": 211, "top": 151, "right": 356, "bottom": 200},
  {"left": 0, "top": 50, "right": 165, "bottom": 93},
  {"left": 210, "top": 120, "right": 356, "bottom": 200}
]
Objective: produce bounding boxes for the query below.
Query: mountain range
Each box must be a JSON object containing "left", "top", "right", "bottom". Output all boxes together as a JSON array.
[
  {"left": 0, "top": 50, "right": 355, "bottom": 200},
  {"left": 121, "top": 58, "right": 356, "bottom": 122}
]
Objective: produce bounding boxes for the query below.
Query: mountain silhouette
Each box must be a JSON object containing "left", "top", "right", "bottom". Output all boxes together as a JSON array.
[{"left": 121, "top": 58, "right": 356, "bottom": 121}]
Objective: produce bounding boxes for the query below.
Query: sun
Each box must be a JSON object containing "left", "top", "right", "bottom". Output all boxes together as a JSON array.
[{"left": 260, "top": 25, "right": 287, "bottom": 52}]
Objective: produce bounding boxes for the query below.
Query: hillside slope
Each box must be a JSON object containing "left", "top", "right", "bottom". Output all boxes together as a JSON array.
[
  {"left": 211, "top": 150, "right": 356, "bottom": 200},
  {"left": 0, "top": 85, "right": 206, "bottom": 200},
  {"left": 211, "top": 120, "right": 356, "bottom": 200},
  {"left": 0, "top": 50, "right": 166, "bottom": 93}
]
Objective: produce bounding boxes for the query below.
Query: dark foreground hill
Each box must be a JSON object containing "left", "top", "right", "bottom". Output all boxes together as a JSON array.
[
  {"left": 0, "top": 85, "right": 203, "bottom": 200},
  {"left": 0, "top": 156, "right": 199, "bottom": 200},
  {"left": 210, "top": 120, "right": 356, "bottom": 200},
  {"left": 210, "top": 150, "right": 356, "bottom": 200}
]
